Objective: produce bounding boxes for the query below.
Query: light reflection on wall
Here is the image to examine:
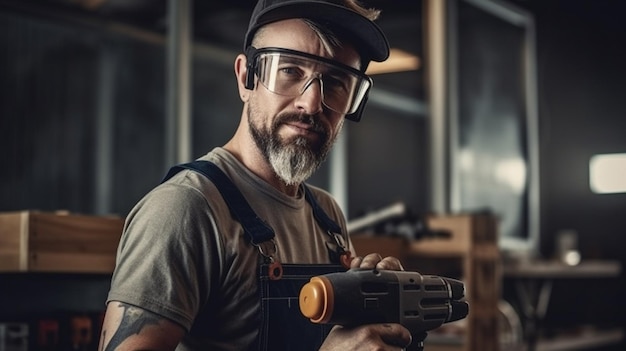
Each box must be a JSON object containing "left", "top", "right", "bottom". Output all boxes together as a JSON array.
[
  {"left": 590, "top": 153, "right": 626, "bottom": 194},
  {"left": 458, "top": 149, "right": 528, "bottom": 192},
  {"left": 495, "top": 158, "right": 527, "bottom": 194},
  {"left": 458, "top": 147, "right": 528, "bottom": 244}
]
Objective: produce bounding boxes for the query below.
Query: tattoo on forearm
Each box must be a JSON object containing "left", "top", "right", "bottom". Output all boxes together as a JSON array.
[{"left": 101, "top": 303, "right": 161, "bottom": 351}]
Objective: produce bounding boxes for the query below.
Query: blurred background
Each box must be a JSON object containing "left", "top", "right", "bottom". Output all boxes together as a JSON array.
[{"left": 1, "top": 0, "right": 625, "bottom": 350}]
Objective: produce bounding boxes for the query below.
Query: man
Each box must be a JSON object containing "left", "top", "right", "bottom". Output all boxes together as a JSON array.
[{"left": 99, "top": 0, "right": 412, "bottom": 350}]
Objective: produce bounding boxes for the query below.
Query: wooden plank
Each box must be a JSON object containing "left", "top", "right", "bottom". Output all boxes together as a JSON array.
[
  {"left": 0, "top": 211, "right": 29, "bottom": 271},
  {"left": 0, "top": 211, "right": 123, "bottom": 273},
  {"left": 29, "top": 212, "right": 123, "bottom": 254}
]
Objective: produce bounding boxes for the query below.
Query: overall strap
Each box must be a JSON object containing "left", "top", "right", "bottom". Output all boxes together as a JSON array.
[
  {"left": 302, "top": 184, "right": 351, "bottom": 267},
  {"left": 162, "top": 160, "right": 275, "bottom": 245},
  {"left": 302, "top": 184, "right": 342, "bottom": 235}
]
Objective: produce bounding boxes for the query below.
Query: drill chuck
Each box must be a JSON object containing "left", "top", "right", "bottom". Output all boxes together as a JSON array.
[{"left": 299, "top": 269, "right": 469, "bottom": 334}]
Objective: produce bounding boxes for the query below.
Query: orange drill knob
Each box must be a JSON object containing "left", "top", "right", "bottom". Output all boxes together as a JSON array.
[{"left": 299, "top": 276, "right": 334, "bottom": 323}]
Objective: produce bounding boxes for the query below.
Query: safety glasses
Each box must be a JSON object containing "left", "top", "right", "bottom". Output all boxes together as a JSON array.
[{"left": 247, "top": 47, "right": 372, "bottom": 115}]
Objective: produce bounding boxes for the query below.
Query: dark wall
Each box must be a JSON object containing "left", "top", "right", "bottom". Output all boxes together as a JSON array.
[
  {"left": 512, "top": 0, "right": 626, "bottom": 337},
  {"left": 521, "top": 0, "right": 626, "bottom": 261}
]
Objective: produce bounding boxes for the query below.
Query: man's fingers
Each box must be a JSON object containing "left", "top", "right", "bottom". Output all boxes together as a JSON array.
[
  {"left": 379, "top": 323, "right": 412, "bottom": 348},
  {"left": 375, "top": 256, "right": 404, "bottom": 271},
  {"left": 358, "top": 253, "right": 383, "bottom": 269},
  {"left": 351, "top": 253, "right": 405, "bottom": 271},
  {"left": 350, "top": 256, "right": 363, "bottom": 269}
]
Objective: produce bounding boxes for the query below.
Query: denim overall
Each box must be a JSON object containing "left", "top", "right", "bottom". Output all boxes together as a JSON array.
[{"left": 163, "top": 161, "right": 351, "bottom": 350}]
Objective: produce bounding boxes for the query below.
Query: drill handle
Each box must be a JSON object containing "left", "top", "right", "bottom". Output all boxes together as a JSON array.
[{"left": 407, "top": 332, "right": 427, "bottom": 351}]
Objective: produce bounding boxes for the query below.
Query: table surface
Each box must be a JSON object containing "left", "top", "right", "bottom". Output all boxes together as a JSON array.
[{"left": 503, "top": 259, "right": 622, "bottom": 278}]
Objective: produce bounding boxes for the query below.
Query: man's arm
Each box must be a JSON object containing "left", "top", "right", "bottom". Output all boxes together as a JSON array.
[{"left": 99, "top": 301, "right": 185, "bottom": 351}]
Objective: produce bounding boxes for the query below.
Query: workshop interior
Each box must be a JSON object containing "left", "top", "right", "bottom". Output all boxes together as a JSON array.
[{"left": 1, "top": 0, "right": 625, "bottom": 350}]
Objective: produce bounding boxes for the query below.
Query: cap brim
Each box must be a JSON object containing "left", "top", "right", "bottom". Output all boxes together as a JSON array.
[{"left": 246, "top": 1, "right": 389, "bottom": 62}]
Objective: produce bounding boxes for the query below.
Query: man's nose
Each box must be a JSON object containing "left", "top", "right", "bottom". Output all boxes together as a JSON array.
[{"left": 295, "top": 78, "right": 324, "bottom": 114}]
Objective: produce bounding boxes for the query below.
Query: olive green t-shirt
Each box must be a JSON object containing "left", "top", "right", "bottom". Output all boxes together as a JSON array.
[{"left": 106, "top": 147, "right": 351, "bottom": 350}]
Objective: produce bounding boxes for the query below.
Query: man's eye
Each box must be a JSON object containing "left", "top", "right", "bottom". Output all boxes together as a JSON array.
[
  {"left": 278, "top": 66, "right": 303, "bottom": 77},
  {"left": 324, "top": 76, "right": 349, "bottom": 92}
]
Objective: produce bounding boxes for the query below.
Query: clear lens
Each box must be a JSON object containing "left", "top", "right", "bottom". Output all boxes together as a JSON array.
[{"left": 255, "top": 51, "right": 371, "bottom": 115}]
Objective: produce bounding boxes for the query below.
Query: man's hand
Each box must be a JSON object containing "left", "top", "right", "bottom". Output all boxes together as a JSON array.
[
  {"left": 318, "top": 253, "right": 409, "bottom": 350},
  {"left": 350, "top": 253, "right": 404, "bottom": 271},
  {"left": 320, "top": 323, "right": 412, "bottom": 351}
]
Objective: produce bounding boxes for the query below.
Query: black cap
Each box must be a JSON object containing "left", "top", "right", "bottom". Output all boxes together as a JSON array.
[{"left": 244, "top": 0, "right": 390, "bottom": 63}]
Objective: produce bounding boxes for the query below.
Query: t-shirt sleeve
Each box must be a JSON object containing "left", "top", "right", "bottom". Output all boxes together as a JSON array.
[{"left": 106, "top": 179, "right": 218, "bottom": 331}]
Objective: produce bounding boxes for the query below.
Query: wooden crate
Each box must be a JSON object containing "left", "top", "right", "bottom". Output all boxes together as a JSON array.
[
  {"left": 409, "top": 213, "right": 498, "bottom": 256},
  {"left": 420, "top": 213, "right": 501, "bottom": 351},
  {"left": 0, "top": 211, "right": 124, "bottom": 273}
]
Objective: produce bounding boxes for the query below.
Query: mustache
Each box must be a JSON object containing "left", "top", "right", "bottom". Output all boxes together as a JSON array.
[{"left": 274, "top": 112, "right": 327, "bottom": 134}]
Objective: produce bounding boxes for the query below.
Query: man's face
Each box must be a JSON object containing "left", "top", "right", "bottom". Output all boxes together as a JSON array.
[{"left": 246, "top": 19, "right": 362, "bottom": 185}]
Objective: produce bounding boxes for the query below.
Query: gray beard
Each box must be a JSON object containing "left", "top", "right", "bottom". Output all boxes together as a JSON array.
[
  {"left": 266, "top": 136, "right": 319, "bottom": 186},
  {"left": 248, "top": 105, "right": 335, "bottom": 186}
]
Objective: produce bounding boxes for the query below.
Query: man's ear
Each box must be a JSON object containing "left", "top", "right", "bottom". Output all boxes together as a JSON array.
[{"left": 234, "top": 54, "right": 253, "bottom": 102}]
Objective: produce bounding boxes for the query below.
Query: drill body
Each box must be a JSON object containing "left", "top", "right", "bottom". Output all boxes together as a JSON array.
[{"left": 299, "top": 269, "right": 469, "bottom": 349}]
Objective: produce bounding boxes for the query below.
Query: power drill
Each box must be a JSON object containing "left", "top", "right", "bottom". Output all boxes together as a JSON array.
[{"left": 299, "top": 269, "right": 469, "bottom": 351}]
